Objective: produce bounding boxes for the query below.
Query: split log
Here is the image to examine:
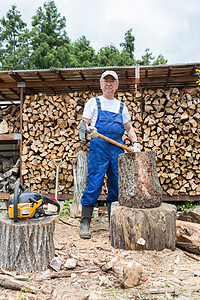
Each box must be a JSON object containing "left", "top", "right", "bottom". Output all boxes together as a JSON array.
[
  {"left": 177, "top": 206, "right": 200, "bottom": 224},
  {"left": 110, "top": 203, "right": 176, "bottom": 251},
  {"left": 176, "top": 220, "right": 200, "bottom": 254},
  {"left": 0, "top": 212, "right": 55, "bottom": 272},
  {"left": 76, "top": 150, "right": 88, "bottom": 204},
  {"left": 118, "top": 151, "right": 162, "bottom": 209}
]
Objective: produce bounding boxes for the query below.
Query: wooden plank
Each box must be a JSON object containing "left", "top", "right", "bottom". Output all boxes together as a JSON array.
[{"left": 0, "top": 134, "right": 21, "bottom": 140}]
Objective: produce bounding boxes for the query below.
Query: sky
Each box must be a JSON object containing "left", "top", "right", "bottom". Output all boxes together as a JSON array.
[{"left": 0, "top": 0, "right": 199, "bottom": 65}]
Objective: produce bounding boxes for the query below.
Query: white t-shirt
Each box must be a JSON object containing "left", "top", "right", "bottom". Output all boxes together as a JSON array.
[{"left": 82, "top": 96, "right": 131, "bottom": 127}]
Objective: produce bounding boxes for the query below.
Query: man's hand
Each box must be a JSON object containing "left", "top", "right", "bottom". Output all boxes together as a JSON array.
[{"left": 132, "top": 141, "right": 141, "bottom": 152}]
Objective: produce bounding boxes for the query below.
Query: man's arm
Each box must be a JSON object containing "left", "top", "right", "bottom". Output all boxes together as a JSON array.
[
  {"left": 82, "top": 117, "right": 91, "bottom": 126},
  {"left": 124, "top": 121, "right": 138, "bottom": 143}
]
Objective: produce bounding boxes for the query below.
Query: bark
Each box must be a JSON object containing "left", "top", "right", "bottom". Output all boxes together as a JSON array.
[
  {"left": 118, "top": 151, "right": 162, "bottom": 209},
  {"left": 110, "top": 203, "right": 176, "bottom": 251},
  {"left": 176, "top": 219, "right": 200, "bottom": 254},
  {"left": 177, "top": 206, "right": 200, "bottom": 224},
  {"left": 0, "top": 212, "right": 55, "bottom": 272},
  {"left": 76, "top": 150, "right": 88, "bottom": 204}
]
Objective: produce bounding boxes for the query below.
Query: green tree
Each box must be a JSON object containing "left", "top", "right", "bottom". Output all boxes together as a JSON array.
[
  {"left": 0, "top": 5, "right": 31, "bottom": 70},
  {"left": 120, "top": 28, "right": 135, "bottom": 62},
  {"left": 137, "top": 48, "right": 155, "bottom": 66},
  {"left": 97, "top": 44, "right": 132, "bottom": 67},
  {"left": 30, "top": 0, "right": 71, "bottom": 69},
  {"left": 152, "top": 54, "right": 168, "bottom": 65},
  {"left": 69, "top": 36, "right": 97, "bottom": 67}
]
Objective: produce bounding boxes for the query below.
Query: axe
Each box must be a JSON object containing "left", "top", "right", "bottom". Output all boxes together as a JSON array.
[{"left": 79, "top": 120, "right": 134, "bottom": 153}]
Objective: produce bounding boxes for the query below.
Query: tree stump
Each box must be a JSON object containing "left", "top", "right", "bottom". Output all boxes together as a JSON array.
[
  {"left": 118, "top": 151, "right": 162, "bottom": 208},
  {"left": 110, "top": 203, "right": 176, "bottom": 251},
  {"left": 0, "top": 212, "right": 55, "bottom": 272}
]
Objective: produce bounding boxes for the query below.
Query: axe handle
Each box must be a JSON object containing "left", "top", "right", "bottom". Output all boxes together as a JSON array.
[{"left": 97, "top": 133, "right": 133, "bottom": 152}]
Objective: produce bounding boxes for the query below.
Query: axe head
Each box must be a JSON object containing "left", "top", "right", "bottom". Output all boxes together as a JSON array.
[{"left": 79, "top": 120, "right": 90, "bottom": 141}]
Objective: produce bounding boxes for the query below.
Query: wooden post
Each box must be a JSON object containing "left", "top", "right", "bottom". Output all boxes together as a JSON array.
[
  {"left": 0, "top": 213, "right": 55, "bottom": 272},
  {"left": 118, "top": 151, "right": 162, "bottom": 208}
]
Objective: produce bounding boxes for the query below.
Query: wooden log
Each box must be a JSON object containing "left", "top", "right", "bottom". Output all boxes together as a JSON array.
[
  {"left": 118, "top": 151, "right": 162, "bottom": 209},
  {"left": 110, "top": 203, "right": 176, "bottom": 251},
  {"left": 177, "top": 206, "right": 200, "bottom": 224},
  {"left": 176, "top": 220, "right": 200, "bottom": 254},
  {"left": 0, "top": 212, "right": 55, "bottom": 272},
  {"left": 76, "top": 150, "right": 88, "bottom": 204}
]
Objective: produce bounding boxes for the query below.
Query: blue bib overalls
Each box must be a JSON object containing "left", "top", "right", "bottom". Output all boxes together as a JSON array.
[{"left": 81, "top": 97, "right": 125, "bottom": 206}]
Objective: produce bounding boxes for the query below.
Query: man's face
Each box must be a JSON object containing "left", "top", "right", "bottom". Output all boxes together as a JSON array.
[{"left": 100, "top": 75, "right": 119, "bottom": 95}]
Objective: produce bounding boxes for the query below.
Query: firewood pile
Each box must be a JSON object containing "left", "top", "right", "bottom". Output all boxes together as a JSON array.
[
  {"left": 21, "top": 88, "right": 200, "bottom": 197},
  {"left": 0, "top": 156, "right": 20, "bottom": 193},
  {"left": 0, "top": 105, "right": 20, "bottom": 134},
  {"left": 139, "top": 87, "right": 200, "bottom": 196}
]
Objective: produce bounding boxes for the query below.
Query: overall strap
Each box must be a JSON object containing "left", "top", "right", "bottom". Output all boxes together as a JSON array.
[
  {"left": 95, "top": 97, "right": 101, "bottom": 112},
  {"left": 119, "top": 101, "right": 124, "bottom": 114}
]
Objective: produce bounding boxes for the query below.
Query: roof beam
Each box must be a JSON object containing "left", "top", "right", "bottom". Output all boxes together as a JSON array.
[
  {"left": 0, "top": 91, "right": 7, "bottom": 99},
  {"left": 8, "top": 72, "right": 23, "bottom": 82},
  {"left": 9, "top": 88, "right": 19, "bottom": 96},
  {"left": 0, "top": 75, "right": 198, "bottom": 89},
  {"left": 167, "top": 67, "right": 172, "bottom": 77},
  {"left": 35, "top": 71, "right": 45, "bottom": 81},
  {"left": 191, "top": 65, "right": 197, "bottom": 75},
  {"left": 79, "top": 71, "right": 85, "bottom": 80},
  {"left": 56, "top": 70, "right": 65, "bottom": 80}
]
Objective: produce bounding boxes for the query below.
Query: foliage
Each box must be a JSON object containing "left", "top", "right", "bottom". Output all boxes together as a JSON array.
[
  {"left": 29, "top": 0, "right": 71, "bottom": 69},
  {"left": 120, "top": 28, "right": 135, "bottom": 61},
  {"left": 0, "top": 2, "right": 168, "bottom": 69},
  {"left": 196, "top": 69, "right": 200, "bottom": 86},
  {"left": 69, "top": 36, "right": 97, "bottom": 67},
  {"left": 175, "top": 200, "right": 197, "bottom": 212},
  {"left": 0, "top": 5, "right": 31, "bottom": 70},
  {"left": 59, "top": 198, "right": 75, "bottom": 217}
]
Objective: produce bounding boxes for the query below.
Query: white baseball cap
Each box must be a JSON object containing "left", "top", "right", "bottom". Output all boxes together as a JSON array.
[{"left": 100, "top": 70, "right": 119, "bottom": 82}]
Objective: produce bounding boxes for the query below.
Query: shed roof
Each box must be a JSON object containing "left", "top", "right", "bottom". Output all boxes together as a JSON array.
[{"left": 0, "top": 63, "right": 199, "bottom": 103}]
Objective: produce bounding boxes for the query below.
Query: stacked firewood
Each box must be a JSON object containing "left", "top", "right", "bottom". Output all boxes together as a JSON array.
[
  {"left": 140, "top": 87, "right": 200, "bottom": 196},
  {"left": 21, "top": 88, "right": 200, "bottom": 196},
  {"left": 0, "top": 105, "right": 20, "bottom": 134},
  {"left": 22, "top": 93, "right": 92, "bottom": 194}
]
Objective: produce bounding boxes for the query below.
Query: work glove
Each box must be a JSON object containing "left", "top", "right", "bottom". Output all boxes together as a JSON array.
[
  {"left": 88, "top": 126, "right": 99, "bottom": 138},
  {"left": 132, "top": 141, "right": 141, "bottom": 152}
]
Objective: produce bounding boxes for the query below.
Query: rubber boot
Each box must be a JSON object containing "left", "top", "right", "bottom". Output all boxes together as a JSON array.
[
  {"left": 107, "top": 202, "right": 111, "bottom": 225},
  {"left": 79, "top": 205, "right": 93, "bottom": 239}
]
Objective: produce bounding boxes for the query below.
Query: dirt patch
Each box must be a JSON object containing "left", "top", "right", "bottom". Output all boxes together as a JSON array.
[{"left": 0, "top": 214, "right": 200, "bottom": 299}]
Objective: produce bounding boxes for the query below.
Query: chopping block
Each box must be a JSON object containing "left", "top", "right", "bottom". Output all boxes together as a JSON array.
[
  {"left": 0, "top": 212, "right": 55, "bottom": 272},
  {"left": 110, "top": 151, "right": 176, "bottom": 251}
]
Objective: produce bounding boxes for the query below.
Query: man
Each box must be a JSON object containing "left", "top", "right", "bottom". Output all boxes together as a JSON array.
[{"left": 79, "top": 70, "right": 140, "bottom": 239}]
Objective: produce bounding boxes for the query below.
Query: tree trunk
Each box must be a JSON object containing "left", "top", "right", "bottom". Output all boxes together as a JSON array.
[
  {"left": 76, "top": 150, "right": 88, "bottom": 204},
  {"left": 118, "top": 151, "right": 162, "bottom": 208},
  {"left": 0, "top": 212, "right": 55, "bottom": 272},
  {"left": 110, "top": 203, "right": 176, "bottom": 251}
]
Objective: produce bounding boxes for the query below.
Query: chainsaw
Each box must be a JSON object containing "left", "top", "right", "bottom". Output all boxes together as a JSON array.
[{"left": 8, "top": 182, "right": 60, "bottom": 222}]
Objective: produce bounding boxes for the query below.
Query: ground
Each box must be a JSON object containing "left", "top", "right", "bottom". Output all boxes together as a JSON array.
[{"left": 0, "top": 213, "right": 200, "bottom": 300}]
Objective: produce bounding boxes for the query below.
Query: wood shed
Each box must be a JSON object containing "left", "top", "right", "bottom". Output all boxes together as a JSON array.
[{"left": 0, "top": 63, "right": 199, "bottom": 202}]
